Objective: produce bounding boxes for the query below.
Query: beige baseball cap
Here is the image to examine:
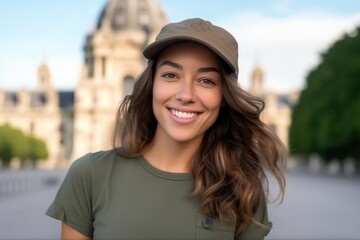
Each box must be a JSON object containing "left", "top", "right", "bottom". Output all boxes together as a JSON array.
[{"left": 143, "top": 18, "right": 239, "bottom": 75}]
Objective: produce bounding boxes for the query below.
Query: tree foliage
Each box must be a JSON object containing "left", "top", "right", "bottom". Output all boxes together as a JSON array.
[
  {"left": 0, "top": 124, "right": 49, "bottom": 167},
  {"left": 289, "top": 26, "right": 360, "bottom": 163},
  {"left": 28, "top": 135, "right": 49, "bottom": 163}
]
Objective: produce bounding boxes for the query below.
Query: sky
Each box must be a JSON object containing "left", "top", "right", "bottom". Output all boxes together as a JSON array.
[{"left": 0, "top": 0, "right": 359, "bottom": 93}]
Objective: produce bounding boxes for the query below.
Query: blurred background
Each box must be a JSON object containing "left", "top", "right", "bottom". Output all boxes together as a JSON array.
[{"left": 0, "top": 0, "right": 359, "bottom": 239}]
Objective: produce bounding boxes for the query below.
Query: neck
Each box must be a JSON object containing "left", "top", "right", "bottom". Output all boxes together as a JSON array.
[{"left": 142, "top": 133, "right": 201, "bottom": 173}]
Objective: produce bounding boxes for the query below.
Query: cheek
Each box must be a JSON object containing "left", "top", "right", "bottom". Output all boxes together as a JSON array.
[
  {"left": 202, "top": 89, "right": 223, "bottom": 110},
  {"left": 152, "top": 80, "right": 169, "bottom": 103},
  {"left": 152, "top": 80, "right": 173, "bottom": 118}
]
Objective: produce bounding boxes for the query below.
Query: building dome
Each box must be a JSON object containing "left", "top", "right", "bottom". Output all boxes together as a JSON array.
[{"left": 96, "top": 0, "right": 168, "bottom": 32}]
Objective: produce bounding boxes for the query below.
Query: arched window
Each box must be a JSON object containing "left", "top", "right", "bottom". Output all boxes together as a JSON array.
[
  {"left": 39, "top": 93, "right": 48, "bottom": 105},
  {"left": 101, "top": 57, "right": 106, "bottom": 77},
  {"left": 138, "top": 0, "right": 149, "bottom": 26},
  {"left": 112, "top": 0, "right": 127, "bottom": 30},
  {"left": 4, "top": 92, "right": 18, "bottom": 108},
  {"left": 269, "top": 123, "right": 277, "bottom": 134},
  {"left": 123, "top": 76, "right": 135, "bottom": 97}
]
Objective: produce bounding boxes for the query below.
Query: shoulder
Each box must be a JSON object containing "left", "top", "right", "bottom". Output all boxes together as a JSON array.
[
  {"left": 67, "top": 150, "right": 130, "bottom": 179},
  {"left": 67, "top": 149, "right": 136, "bottom": 195},
  {"left": 70, "top": 149, "right": 127, "bottom": 169},
  {"left": 70, "top": 148, "right": 138, "bottom": 176}
]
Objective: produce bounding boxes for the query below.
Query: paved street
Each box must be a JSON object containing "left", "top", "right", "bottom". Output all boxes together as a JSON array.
[
  {"left": 267, "top": 169, "right": 360, "bottom": 240},
  {"left": 0, "top": 168, "right": 359, "bottom": 240},
  {"left": 0, "top": 170, "right": 64, "bottom": 239}
]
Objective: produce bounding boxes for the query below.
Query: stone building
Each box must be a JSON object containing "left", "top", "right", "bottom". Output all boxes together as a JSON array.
[
  {"left": 247, "top": 64, "right": 299, "bottom": 148},
  {"left": 0, "top": 0, "right": 168, "bottom": 168},
  {"left": 0, "top": 0, "right": 297, "bottom": 168},
  {"left": 0, "top": 63, "right": 62, "bottom": 168},
  {"left": 72, "top": 0, "right": 168, "bottom": 160}
]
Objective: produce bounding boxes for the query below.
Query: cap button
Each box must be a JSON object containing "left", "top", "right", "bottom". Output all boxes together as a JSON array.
[{"left": 202, "top": 217, "right": 214, "bottom": 229}]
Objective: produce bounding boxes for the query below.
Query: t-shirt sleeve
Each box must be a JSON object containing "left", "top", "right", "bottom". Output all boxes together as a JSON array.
[
  {"left": 235, "top": 196, "right": 272, "bottom": 240},
  {"left": 46, "top": 153, "right": 94, "bottom": 238}
]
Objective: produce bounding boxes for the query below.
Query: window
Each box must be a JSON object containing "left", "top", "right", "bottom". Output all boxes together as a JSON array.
[
  {"left": 4, "top": 92, "right": 18, "bottom": 108},
  {"left": 269, "top": 123, "right": 277, "bottom": 134},
  {"left": 112, "top": 0, "right": 127, "bottom": 30},
  {"left": 123, "top": 76, "right": 135, "bottom": 97},
  {"left": 101, "top": 57, "right": 106, "bottom": 77}
]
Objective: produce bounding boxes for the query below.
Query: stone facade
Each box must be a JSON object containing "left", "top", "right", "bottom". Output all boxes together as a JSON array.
[
  {"left": 0, "top": 0, "right": 297, "bottom": 168},
  {"left": 0, "top": 64, "right": 62, "bottom": 168},
  {"left": 247, "top": 64, "right": 299, "bottom": 149},
  {"left": 72, "top": 0, "right": 168, "bottom": 159}
]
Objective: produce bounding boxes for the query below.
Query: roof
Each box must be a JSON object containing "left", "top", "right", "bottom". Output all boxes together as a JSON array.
[{"left": 96, "top": 0, "right": 167, "bottom": 32}]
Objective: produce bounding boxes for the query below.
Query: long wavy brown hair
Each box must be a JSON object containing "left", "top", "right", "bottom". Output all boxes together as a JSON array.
[{"left": 113, "top": 57, "right": 286, "bottom": 234}]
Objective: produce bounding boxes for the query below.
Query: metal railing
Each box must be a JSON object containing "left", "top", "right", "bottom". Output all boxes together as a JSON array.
[{"left": 0, "top": 170, "right": 64, "bottom": 199}]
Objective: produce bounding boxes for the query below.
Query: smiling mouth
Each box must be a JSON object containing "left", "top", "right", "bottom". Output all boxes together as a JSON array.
[{"left": 170, "top": 109, "right": 199, "bottom": 119}]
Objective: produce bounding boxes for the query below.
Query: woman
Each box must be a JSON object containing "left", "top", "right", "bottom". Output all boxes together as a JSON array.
[{"left": 47, "top": 18, "right": 286, "bottom": 240}]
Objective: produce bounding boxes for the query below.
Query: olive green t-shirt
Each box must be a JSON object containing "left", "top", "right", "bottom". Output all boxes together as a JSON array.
[{"left": 46, "top": 150, "right": 271, "bottom": 239}]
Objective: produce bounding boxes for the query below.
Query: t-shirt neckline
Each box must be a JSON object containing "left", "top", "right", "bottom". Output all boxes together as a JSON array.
[{"left": 136, "top": 155, "right": 192, "bottom": 181}]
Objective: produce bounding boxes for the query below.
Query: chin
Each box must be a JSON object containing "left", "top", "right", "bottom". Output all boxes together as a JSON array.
[{"left": 168, "top": 132, "right": 203, "bottom": 145}]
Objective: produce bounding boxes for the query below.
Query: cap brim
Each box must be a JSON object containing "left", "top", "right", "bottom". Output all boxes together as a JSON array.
[{"left": 143, "top": 36, "right": 236, "bottom": 74}]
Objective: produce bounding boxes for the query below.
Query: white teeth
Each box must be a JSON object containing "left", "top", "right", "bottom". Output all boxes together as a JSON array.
[{"left": 171, "top": 109, "right": 197, "bottom": 119}]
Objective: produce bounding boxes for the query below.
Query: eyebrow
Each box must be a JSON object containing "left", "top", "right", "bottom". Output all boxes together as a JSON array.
[
  {"left": 159, "top": 60, "right": 220, "bottom": 73},
  {"left": 159, "top": 60, "right": 182, "bottom": 69}
]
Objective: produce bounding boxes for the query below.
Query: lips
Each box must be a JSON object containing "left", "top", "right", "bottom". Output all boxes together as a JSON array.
[{"left": 170, "top": 109, "right": 199, "bottom": 119}]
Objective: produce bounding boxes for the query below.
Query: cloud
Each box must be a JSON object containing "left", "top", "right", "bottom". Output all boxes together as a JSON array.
[{"left": 222, "top": 12, "right": 360, "bottom": 92}]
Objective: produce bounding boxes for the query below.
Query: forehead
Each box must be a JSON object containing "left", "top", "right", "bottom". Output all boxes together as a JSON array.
[{"left": 156, "top": 41, "right": 221, "bottom": 67}]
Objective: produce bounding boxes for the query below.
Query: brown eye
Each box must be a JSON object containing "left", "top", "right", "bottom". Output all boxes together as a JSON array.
[
  {"left": 162, "top": 73, "right": 177, "bottom": 79},
  {"left": 199, "top": 78, "right": 216, "bottom": 86}
]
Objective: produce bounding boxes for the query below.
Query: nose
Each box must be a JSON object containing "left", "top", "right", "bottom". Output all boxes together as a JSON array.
[{"left": 175, "top": 81, "right": 196, "bottom": 103}]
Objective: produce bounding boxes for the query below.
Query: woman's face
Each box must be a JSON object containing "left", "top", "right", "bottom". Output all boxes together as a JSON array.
[{"left": 152, "top": 41, "right": 223, "bottom": 145}]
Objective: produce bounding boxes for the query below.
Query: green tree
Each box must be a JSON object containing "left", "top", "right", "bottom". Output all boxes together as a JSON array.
[
  {"left": 0, "top": 124, "right": 49, "bottom": 167},
  {"left": 28, "top": 135, "right": 49, "bottom": 166},
  {"left": 0, "top": 125, "right": 13, "bottom": 167},
  {"left": 0, "top": 124, "right": 28, "bottom": 167},
  {"left": 289, "top": 26, "right": 360, "bottom": 170}
]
